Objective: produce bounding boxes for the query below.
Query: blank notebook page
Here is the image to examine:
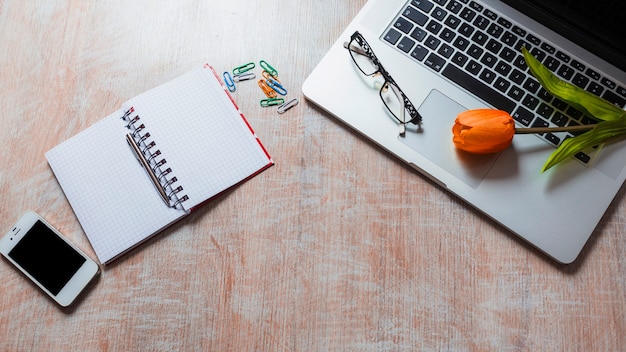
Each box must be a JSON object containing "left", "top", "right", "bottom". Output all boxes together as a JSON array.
[{"left": 123, "top": 66, "right": 272, "bottom": 210}]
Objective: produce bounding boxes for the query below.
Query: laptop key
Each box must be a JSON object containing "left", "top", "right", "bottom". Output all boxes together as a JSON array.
[
  {"left": 460, "top": 8, "right": 477, "bottom": 22},
  {"left": 512, "top": 106, "right": 534, "bottom": 126},
  {"left": 438, "top": 43, "right": 455, "bottom": 58},
  {"left": 600, "top": 77, "right": 616, "bottom": 90},
  {"left": 575, "top": 152, "right": 591, "bottom": 164},
  {"left": 483, "top": 9, "right": 497, "bottom": 20},
  {"left": 545, "top": 133, "right": 561, "bottom": 146},
  {"left": 425, "top": 35, "right": 441, "bottom": 50},
  {"left": 446, "top": 0, "right": 462, "bottom": 14},
  {"left": 509, "top": 69, "right": 525, "bottom": 85},
  {"left": 602, "top": 91, "right": 626, "bottom": 107},
  {"left": 572, "top": 73, "right": 589, "bottom": 89},
  {"left": 497, "top": 17, "right": 512, "bottom": 29},
  {"left": 394, "top": 17, "right": 414, "bottom": 34},
  {"left": 557, "top": 65, "right": 574, "bottom": 80},
  {"left": 452, "top": 36, "right": 469, "bottom": 51},
  {"left": 444, "top": 15, "right": 462, "bottom": 29},
  {"left": 411, "top": 44, "right": 429, "bottom": 61},
  {"left": 479, "top": 68, "right": 496, "bottom": 84},
  {"left": 384, "top": 29, "right": 403, "bottom": 45},
  {"left": 466, "top": 60, "right": 482, "bottom": 75},
  {"left": 540, "top": 43, "right": 556, "bottom": 54},
  {"left": 473, "top": 15, "right": 490, "bottom": 30},
  {"left": 551, "top": 112, "right": 569, "bottom": 127},
  {"left": 501, "top": 31, "right": 518, "bottom": 47},
  {"left": 412, "top": 0, "right": 434, "bottom": 13},
  {"left": 442, "top": 64, "right": 516, "bottom": 112},
  {"left": 397, "top": 37, "right": 416, "bottom": 53},
  {"left": 494, "top": 77, "right": 510, "bottom": 93},
  {"left": 411, "top": 28, "right": 428, "bottom": 41},
  {"left": 425, "top": 53, "right": 446, "bottom": 71},
  {"left": 507, "top": 86, "right": 524, "bottom": 101},
  {"left": 439, "top": 28, "right": 456, "bottom": 42},
  {"left": 432, "top": 7, "right": 448, "bottom": 20},
  {"left": 404, "top": 6, "right": 429, "bottom": 26},
  {"left": 556, "top": 51, "right": 571, "bottom": 63}
]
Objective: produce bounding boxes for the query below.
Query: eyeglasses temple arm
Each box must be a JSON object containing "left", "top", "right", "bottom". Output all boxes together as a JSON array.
[{"left": 343, "top": 42, "right": 368, "bottom": 57}]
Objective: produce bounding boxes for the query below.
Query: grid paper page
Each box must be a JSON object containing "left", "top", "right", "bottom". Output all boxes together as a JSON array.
[
  {"left": 46, "top": 111, "right": 185, "bottom": 264},
  {"left": 122, "top": 66, "right": 273, "bottom": 210}
]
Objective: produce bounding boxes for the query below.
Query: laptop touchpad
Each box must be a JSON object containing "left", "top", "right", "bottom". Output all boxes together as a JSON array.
[{"left": 399, "top": 89, "right": 500, "bottom": 188}]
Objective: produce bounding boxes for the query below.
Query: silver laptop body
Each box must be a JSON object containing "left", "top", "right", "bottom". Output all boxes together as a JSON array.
[{"left": 303, "top": 0, "right": 626, "bottom": 263}]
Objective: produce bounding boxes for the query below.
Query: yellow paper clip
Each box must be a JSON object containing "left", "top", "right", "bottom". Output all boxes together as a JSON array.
[
  {"left": 233, "top": 62, "right": 255, "bottom": 75},
  {"left": 259, "top": 60, "right": 278, "bottom": 76},
  {"left": 262, "top": 70, "right": 280, "bottom": 83},
  {"left": 277, "top": 98, "right": 299, "bottom": 114},
  {"left": 258, "top": 79, "right": 277, "bottom": 98},
  {"left": 233, "top": 72, "right": 256, "bottom": 82},
  {"left": 260, "top": 98, "right": 285, "bottom": 107},
  {"left": 223, "top": 71, "right": 236, "bottom": 92},
  {"left": 266, "top": 78, "right": 287, "bottom": 96}
]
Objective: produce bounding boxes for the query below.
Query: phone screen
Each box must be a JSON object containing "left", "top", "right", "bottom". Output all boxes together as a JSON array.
[{"left": 8, "top": 220, "right": 86, "bottom": 295}]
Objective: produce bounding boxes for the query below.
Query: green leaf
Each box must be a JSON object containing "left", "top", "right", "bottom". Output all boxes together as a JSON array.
[
  {"left": 542, "top": 115, "right": 626, "bottom": 172},
  {"left": 523, "top": 47, "right": 624, "bottom": 122}
]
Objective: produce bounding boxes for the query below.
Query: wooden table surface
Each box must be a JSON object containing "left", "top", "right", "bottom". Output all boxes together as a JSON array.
[{"left": 1, "top": 1, "right": 625, "bottom": 351}]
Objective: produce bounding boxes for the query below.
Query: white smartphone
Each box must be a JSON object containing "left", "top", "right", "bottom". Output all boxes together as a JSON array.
[{"left": 0, "top": 211, "right": 100, "bottom": 307}]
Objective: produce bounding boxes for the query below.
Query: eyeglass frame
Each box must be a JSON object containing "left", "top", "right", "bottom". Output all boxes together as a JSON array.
[{"left": 345, "top": 31, "right": 422, "bottom": 132}]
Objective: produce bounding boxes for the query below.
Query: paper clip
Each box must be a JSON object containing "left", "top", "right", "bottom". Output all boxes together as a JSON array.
[
  {"left": 259, "top": 60, "right": 278, "bottom": 76},
  {"left": 233, "top": 72, "right": 256, "bottom": 82},
  {"left": 223, "top": 72, "right": 236, "bottom": 92},
  {"left": 277, "top": 98, "right": 299, "bottom": 114},
  {"left": 260, "top": 97, "right": 285, "bottom": 107},
  {"left": 232, "top": 62, "right": 255, "bottom": 75},
  {"left": 266, "top": 78, "right": 287, "bottom": 96},
  {"left": 262, "top": 70, "right": 280, "bottom": 83},
  {"left": 258, "top": 79, "right": 277, "bottom": 98}
]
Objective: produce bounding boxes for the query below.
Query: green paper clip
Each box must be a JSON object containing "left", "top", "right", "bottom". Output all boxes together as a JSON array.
[
  {"left": 260, "top": 97, "right": 284, "bottom": 107},
  {"left": 259, "top": 60, "right": 278, "bottom": 76},
  {"left": 233, "top": 62, "right": 255, "bottom": 75}
]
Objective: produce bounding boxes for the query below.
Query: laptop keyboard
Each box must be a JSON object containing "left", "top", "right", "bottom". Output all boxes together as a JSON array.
[{"left": 383, "top": 0, "right": 626, "bottom": 164}]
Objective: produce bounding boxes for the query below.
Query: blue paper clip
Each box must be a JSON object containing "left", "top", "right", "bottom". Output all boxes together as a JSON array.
[
  {"left": 233, "top": 62, "right": 255, "bottom": 75},
  {"left": 277, "top": 98, "right": 299, "bottom": 114},
  {"left": 223, "top": 71, "right": 236, "bottom": 92},
  {"left": 259, "top": 60, "right": 278, "bottom": 76},
  {"left": 266, "top": 78, "right": 287, "bottom": 96},
  {"left": 260, "top": 97, "right": 284, "bottom": 107}
]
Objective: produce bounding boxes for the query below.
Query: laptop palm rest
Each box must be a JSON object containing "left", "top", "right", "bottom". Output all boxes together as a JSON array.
[{"left": 399, "top": 89, "right": 500, "bottom": 189}]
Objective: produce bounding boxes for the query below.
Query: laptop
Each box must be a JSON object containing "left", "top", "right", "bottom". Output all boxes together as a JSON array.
[{"left": 302, "top": 0, "right": 626, "bottom": 264}]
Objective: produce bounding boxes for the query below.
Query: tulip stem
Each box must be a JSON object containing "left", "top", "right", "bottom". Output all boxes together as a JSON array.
[{"left": 515, "top": 124, "right": 597, "bottom": 134}]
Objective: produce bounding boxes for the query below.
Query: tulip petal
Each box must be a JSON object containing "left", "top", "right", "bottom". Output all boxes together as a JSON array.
[{"left": 453, "top": 109, "right": 515, "bottom": 154}]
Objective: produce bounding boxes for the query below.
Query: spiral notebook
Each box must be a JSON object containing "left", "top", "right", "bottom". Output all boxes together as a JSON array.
[{"left": 46, "top": 65, "right": 274, "bottom": 264}]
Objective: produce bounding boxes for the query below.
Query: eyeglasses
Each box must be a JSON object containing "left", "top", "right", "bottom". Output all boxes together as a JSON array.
[{"left": 344, "top": 31, "right": 422, "bottom": 135}]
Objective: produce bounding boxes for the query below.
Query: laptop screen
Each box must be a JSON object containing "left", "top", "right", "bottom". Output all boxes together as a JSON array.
[{"left": 502, "top": 0, "right": 626, "bottom": 72}]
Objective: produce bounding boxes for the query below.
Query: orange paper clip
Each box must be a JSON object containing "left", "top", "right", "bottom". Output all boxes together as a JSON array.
[{"left": 258, "top": 79, "right": 277, "bottom": 98}]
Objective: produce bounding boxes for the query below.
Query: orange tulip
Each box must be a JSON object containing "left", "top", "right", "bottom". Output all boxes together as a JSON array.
[{"left": 452, "top": 109, "right": 515, "bottom": 154}]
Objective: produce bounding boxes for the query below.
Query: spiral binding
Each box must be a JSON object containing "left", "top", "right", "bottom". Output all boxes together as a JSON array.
[{"left": 121, "top": 107, "right": 190, "bottom": 210}]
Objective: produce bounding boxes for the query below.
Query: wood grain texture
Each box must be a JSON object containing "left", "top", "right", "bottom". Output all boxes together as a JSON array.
[{"left": 1, "top": 1, "right": 625, "bottom": 351}]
